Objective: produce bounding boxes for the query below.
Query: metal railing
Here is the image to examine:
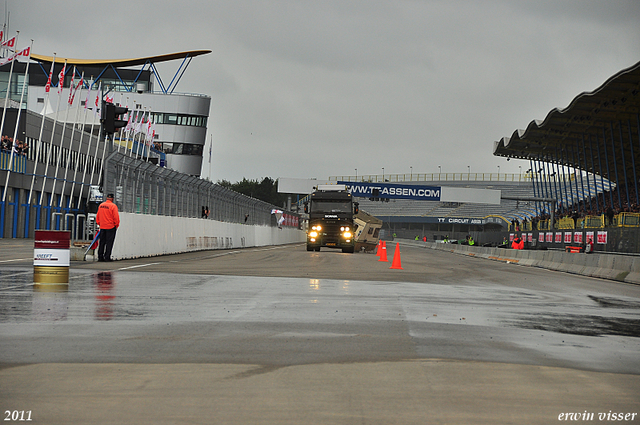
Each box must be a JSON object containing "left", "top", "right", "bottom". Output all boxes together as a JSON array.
[
  {"left": 103, "top": 151, "right": 290, "bottom": 226},
  {"left": 331, "top": 173, "right": 531, "bottom": 183}
]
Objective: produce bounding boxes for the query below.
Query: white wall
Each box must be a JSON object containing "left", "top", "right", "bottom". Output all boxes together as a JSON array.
[{"left": 110, "top": 212, "right": 306, "bottom": 260}]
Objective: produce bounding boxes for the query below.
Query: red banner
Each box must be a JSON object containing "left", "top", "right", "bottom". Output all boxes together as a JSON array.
[{"left": 34, "top": 230, "right": 70, "bottom": 249}]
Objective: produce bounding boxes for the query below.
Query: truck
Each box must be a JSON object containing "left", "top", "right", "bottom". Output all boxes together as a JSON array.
[{"left": 304, "top": 185, "right": 359, "bottom": 253}]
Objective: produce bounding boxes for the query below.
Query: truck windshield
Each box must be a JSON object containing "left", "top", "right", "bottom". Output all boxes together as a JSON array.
[{"left": 310, "top": 201, "right": 352, "bottom": 213}]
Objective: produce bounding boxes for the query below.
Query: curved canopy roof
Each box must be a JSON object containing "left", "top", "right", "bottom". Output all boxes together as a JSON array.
[
  {"left": 493, "top": 60, "right": 640, "bottom": 188},
  {"left": 30, "top": 50, "right": 211, "bottom": 67}
]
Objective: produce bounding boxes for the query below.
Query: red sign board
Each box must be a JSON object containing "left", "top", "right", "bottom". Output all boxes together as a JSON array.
[{"left": 34, "top": 230, "right": 70, "bottom": 249}]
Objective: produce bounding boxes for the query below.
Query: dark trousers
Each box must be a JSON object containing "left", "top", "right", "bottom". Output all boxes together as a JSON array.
[{"left": 98, "top": 227, "right": 117, "bottom": 260}]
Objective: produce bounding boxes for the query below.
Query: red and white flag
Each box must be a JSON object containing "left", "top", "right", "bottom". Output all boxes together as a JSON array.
[
  {"left": 0, "top": 46, "right": 30, "bottom": 67},
  {"left": 17, "top": 46, "right": 30, "bottom": 57},
  {"left": 67, "top": 68, "right": 76, "bottom": 105},
  {"left": 84, "top": 82, "right": 93, "bottom": 109},
  {"left": 44, "top": 59, "right": 55, "bottom": 93},
  {"left": 1, "top": 35, "right": 16, "bottom": 50},
  {"left": 68, "top": 72, "right": 83, "bottom": 105},
  {"left": 57, "top": 63, "right": 67, "bottom": 94},
  {"left": 93, "top": 82, "right": 101, "bottom": 115}
]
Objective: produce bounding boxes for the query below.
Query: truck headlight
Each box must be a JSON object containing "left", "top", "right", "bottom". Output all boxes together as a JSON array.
[
  {"left": 343, "top": 231, "right": 352, "bottom": 238},
  {"left": 309, "top": 231, "right": 318, "bottom": 237},
  {"left": 312, "top": 225, "right": 322, "bottom": 231}
]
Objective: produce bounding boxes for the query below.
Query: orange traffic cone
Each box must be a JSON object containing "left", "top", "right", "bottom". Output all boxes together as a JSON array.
[
  {"left": 375, "top": 240, "right": 381, "bottom": 256},
  {"left": 390, "top": 243, "right": 403, "bottom": 269},
  {"left": 378, "top": 241, "right": 388, "bottom": 262}
]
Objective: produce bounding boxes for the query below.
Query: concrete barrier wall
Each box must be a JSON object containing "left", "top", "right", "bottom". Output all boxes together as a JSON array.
[
  {"left": 106, "top": 212, "right": 306, "bottom": 260},
  {"left": 399, "top": 239, "right": 640, "bottom": 285}
]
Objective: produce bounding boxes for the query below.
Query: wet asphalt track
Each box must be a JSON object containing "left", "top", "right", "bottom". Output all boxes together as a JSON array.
[{"left": 0, "top": 239, "right": 639, "bottom": 424}]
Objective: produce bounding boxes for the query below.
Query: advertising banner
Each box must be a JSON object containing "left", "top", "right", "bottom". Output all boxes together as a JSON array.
[
  {"left": 574, "top": 232, "right": 583, "bottom": 244},
  {"left": 341, "top": 181, "right": 441, "bottom": 201},
  {"left": 597, "top": 231, "right": 608, "bottom": 244}
]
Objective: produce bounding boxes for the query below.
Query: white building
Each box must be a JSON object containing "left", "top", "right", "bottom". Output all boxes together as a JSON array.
[{"left": 24, "top": 50, "right": 212, "bottom": 176}]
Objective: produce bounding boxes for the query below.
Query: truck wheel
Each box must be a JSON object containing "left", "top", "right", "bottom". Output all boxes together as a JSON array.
[
  {"left": 315, "top": 247, "right": 321, "bottom": 252},
  {"left": 307, "top": 245, "right": 313, "bottom": 251},
  {"left": 342, "top": 247, "right": 355, "bottom": 253}
]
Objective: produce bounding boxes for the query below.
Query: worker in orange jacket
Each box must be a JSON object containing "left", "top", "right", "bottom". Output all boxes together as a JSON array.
[
  {"left": 511, "top": 236, "right": 524, "bottom": 250},
  {"left": 96, "top": 193, "right": 120, "bottom": 262}
]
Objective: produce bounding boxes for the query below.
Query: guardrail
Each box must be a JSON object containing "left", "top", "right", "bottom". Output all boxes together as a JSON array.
[{"left": 330, "top": 172, "right": 531, "bottom": 183}]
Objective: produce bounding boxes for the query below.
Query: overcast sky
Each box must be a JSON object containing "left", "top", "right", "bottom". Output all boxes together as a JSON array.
[{"left": 9, "top": 0, "right": 640, "bottom": 183}]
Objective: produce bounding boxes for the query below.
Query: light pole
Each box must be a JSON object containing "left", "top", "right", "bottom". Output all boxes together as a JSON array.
[
  {"left": 519, "top": 165, "right": 522, "bottom": 181},
  {"left": 355, "top": 168, "right": 357, "bottom": 181},
  {"left": 438, "top": 165, "right": 441, "bottom": 175},
  {"left": 382, "top": 167, "right": 384, "bottom": 181},
  {"left": 410, "top": 166, "right": 413, "bottom": 181}
]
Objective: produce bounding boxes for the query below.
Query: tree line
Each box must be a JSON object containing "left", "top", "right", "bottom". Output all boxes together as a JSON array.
[{"left": 217, "top": 177, "right": 288, "bottom": 208}]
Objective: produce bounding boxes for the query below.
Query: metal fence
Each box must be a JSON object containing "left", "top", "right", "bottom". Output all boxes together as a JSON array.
[{"left": 103, "top": 151, "right": 287, "bottom": 227}]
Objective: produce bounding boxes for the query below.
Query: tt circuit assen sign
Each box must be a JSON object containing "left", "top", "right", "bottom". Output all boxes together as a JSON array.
[{"left": 341, "top": 181, "right": 441, "bottom": 201}]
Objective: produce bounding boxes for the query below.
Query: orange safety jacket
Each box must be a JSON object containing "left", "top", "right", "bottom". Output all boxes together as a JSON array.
[
  {"left": 511, "top": 238, "right": 524, "bottom": 250},
  {"left": 96, "top": 199, "right": 120, "bottom": 230}
]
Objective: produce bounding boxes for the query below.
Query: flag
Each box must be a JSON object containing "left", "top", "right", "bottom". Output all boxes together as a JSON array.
[
  {"left": 1, "top": 35, "right": 15, "bottom": 50},
  {"left": 17, "top": 46, "right": 30, "bottom": 57},
  {"left": 69, "top": 72, "right": 83, "bottom": 105},
  {"left": 0, "top": 50, "right": 18, "bottom": 67},
  {"left": 125, "top": 109, "right": 133, "bottom": 132},
  {"left": 44, "top": 60, "right": 55, "bottom": 93},
  {"left": 57, "top": 63, "right": 66, "bottom": 94},
  {"left": 93, "top": 82, "right": 101, "bottom": 115},
  {"left": 0, "top": 45, "right": 29, "bottom": 67},
  {"left": 67, "top": 68, "right": 76, "bottom": 105},
  {"left": 84, "top": 82, "right": 93, "bottom": 109}
]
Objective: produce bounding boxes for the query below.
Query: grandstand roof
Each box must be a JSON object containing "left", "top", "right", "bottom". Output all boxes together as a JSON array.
[
  {"left": 493, "top": 60, "right": 640, "bottom": 188},
  {"left": 30, "top": 50, "right": 212, "bottom": 67}
]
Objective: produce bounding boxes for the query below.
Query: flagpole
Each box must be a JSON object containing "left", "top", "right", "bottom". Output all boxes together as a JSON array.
[
  {"left": 27, "top": 53, "right": 56, "bottom": 205},
  {"left": 0, "top": 33, "right": 17, "bottom": 199},
  {"left": 60, "top": 69, "right": 84, "bottom": 208},
  {"left": 97, "top": 85, "right": 109, "bottom": 192},
  {"left": 85, "top": 82, "right": 102, "bottom": 199},
  {"left": 115, "top": 92, "right": 123, "bottom": 153},
  {"left": 39, "top": 59, "right": 67, "bottom": 206},
  {"left": 2, "top": 37, "right": 30, "bottom": 203},
  {"left": 144, "top": 111, "right": 152, "bottom": 162},
  {"left": 127, "top": 110, "right": 136, "bottom": 157},
  {"left": 49, "top": 61, "right": 73, "bottom": 208},
  {"left": 74, "top": 77, "right": 94, "bottom": 209}
]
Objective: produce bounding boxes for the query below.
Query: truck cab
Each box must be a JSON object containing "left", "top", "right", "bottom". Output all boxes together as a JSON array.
[{"left": 305, "top": 185, "right": 358, "bottom": 253}]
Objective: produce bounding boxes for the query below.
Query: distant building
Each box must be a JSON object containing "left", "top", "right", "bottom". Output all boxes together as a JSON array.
[{"left": 5, "top": 50, "right": 211, "bottom": 176}]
